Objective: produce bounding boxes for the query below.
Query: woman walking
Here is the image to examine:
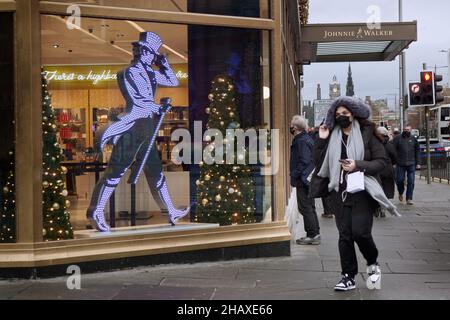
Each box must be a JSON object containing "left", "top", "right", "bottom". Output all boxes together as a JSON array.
[
  {"left": 375, "top": 126, "right": 398, "bottom": 218},
  {"left": 311, "top": 96, "right": 400, "bottom": 291}
]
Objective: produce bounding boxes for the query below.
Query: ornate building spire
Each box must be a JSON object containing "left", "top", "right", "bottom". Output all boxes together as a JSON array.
[
  {"left": 346, "top": 63, "right": 355, "bottom": 96},
  {"left": 317, "top": 83, "right": 321, "bottom": 100}
]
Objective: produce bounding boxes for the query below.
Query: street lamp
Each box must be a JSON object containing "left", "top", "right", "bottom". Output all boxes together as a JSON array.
[{"left": 439, "top": 49, "right": 450, "bottom": 87}]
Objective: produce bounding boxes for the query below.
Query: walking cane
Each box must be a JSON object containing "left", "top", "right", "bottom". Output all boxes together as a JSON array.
[{"left": 127, "top": 97, "right": 172, "bottom": 185}]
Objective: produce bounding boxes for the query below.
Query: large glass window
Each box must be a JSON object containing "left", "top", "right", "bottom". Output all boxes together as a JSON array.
[
  {"left": 0, "top": 12, "right": 15, "bottom": 243},
  {"left": 46, "top": 0, "right": 270, "bottom": 18},
  {"left": 41, "top": 15, "right": 272, "bottom": 234}
]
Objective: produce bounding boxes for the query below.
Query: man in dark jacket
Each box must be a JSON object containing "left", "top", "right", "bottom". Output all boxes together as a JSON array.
[
  {"left": 290, "top": 115, "right": 320, "bottom": 245},
  {"left": 392, "top": 125, "right": 420, "bottom": 205}
]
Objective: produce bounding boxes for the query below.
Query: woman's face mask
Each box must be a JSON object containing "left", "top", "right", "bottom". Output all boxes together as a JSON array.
[
  {"left": 335, "top": 107, "right": 353, "bottom": 129},
  {"left": 335, "top": 116, "right": 351, "bottom": 128}
]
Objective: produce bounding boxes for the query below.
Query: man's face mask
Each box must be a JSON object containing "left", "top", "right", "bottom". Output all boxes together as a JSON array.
[
  {"left": 290, "top": 127, "right": 296, "bottom": 135},
  {"left": 402, "top": 131, "right": 411, "bottom": 138},
  {"left": 335, "top": 115, "right": 352, "bottom": 129}
]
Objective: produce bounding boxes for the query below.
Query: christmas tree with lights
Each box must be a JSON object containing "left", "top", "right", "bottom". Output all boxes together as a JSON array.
[
  {"left": 0, "top": 150, "right": 16, "bottom": 243},
  {"left": 41, "top": 72, "right": 74, "bottom": 241},
  {"left": 195, "top": 74, "right": 256, "bottom": 225}
]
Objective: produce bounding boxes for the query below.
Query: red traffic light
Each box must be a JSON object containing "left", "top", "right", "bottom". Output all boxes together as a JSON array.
[{"left": 421, "top": 71, "right": 432, "bottom": 82}]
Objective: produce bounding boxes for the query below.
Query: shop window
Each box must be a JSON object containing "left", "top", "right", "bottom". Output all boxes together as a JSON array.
[
  {"left": 0, "top": 12, "right": 15, "bottom": 243},
  {"left": 48, "top": 0, "right": 270, "bottom": 18},
  {"left": 41, "top": 15, "right": 272, "bottom": 235}
]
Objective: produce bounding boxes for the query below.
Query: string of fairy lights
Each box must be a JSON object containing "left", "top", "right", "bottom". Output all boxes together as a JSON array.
[
  {"left": 195, "top": 75, "right": 256, "bottom": 226},
  {"left": 41, "top": 72, "right": 74, "bottom": 241},
  {"left": 1, "top": 74, "right": 74, "bottom": 242},
  {"left": 1, "top": 150, "right": 15, "bottom": 242}
]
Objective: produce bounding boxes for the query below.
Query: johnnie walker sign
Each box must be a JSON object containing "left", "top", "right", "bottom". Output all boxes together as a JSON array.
[
  {"left": 322, "top": 27, "right": 393, "bottom": 40},
  {"left": 299, "top": 22, "right": 416, "bottom": 43}
]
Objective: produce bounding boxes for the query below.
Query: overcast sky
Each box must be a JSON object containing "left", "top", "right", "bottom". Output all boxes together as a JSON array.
[{"left": 302, "top": 0, "right": 450, "bottom": 108}]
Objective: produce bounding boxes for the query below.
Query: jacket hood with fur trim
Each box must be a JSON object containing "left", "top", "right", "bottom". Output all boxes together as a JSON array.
[{"left": 325, "top": 96, "right": 371, "bottom": 129}]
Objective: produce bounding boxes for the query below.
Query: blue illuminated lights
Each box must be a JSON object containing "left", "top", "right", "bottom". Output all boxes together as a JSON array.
[
  {"left": 99, "top": 31, "right": 179, "bottom": 150},
  {"left": 155, "top": 172, "right": 191, "bottom": 226},
  {"left": 129, "top": 100, "right": 171, "bottom": 185},
  {"left": 86, "top": 32, "right": 188, "bottom": 232},
  {"left": 88, "top": 186, "right": 115, "bottom": 232}
]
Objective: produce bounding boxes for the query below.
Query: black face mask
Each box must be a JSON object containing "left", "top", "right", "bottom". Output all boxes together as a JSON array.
[
  {"left": 335, "top": 116, "right": 352, "bottom": 129},
  {"left": 290, "top": 127, "right": 296, "bottom": 135},
  {"left": 402, "top": 131, "right": 411, "bottom": 138}
]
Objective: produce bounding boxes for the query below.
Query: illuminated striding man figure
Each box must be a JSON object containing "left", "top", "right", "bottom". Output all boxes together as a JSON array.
[{"left": 87, "top": 32, "right": 190, "bottom": 232}]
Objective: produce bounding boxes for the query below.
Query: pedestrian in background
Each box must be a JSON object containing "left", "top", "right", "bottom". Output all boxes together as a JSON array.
[
  {"left": 393, "top": 125, "right": 420, "bottom": 205},
  {"left": 290, "top": 115, "right": 321, "bottom": 245},
  {"left": 311, "top": 96, "right": 399, "bottom": 291},
  {"left": 310, "top": 126, "right": 334, "bottom": 219},
  {"left": 320, "top": 195, "right": 334, "bottom": 218},
  {"left": 375, "top": 126, "right": 397, "bottom": 217}
]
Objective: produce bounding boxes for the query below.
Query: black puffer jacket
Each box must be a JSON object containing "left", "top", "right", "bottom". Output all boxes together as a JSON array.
[
  {"left": 379, "top": 137, "right": 397, "bottom": 199},
  {"left": 313, "top": 120, "right": 387, "bottom": 214}
]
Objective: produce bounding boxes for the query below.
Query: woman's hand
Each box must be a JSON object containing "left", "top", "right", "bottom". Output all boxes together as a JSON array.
[
  {"left": 341, "top": 159, "right": 356, "bottom": 172},
  {"left": 318, "top": 125, "right": 329, "bottom": 139}
]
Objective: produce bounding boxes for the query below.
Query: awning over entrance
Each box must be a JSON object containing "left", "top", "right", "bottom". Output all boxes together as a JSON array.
[{"left": 300, "top": 22, "right": 417, "bottom": 63}]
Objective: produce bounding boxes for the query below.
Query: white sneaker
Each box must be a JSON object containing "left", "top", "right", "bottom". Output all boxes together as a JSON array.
[
  {"left": 334, "top": 274, "right": 356, "bottom": 291},
  {"left": 366, "top": 264, "right": 381, "bottom": 290}
]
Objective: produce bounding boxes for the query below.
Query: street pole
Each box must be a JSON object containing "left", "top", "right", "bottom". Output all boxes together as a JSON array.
[
  {"left": 448, "top": 49, "right": 450, "bottom": 88},
  {"left": 425, "top": 106, "right": 431, "bottom": 184},
  {"left": 395, "top": 93, "right": 398, "bottom": 128},
  {"left": 399, "top": 0, "right": 406, "bottom": 131},
  {"left": 423, "top": 62, "right": 431, "bottom": 184}
]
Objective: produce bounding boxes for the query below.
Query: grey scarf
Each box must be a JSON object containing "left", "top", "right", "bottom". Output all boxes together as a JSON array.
[{"left": 317, "top": 120, "right": 401, "bottom": 217}]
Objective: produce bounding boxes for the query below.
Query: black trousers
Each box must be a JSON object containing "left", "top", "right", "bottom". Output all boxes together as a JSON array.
[
  {"left": 321, "top": 195, "right": 333, "bottom": 214},
  {"left": 296, "top": 184, "right": 320, "bottom": 237},
  {"left": 334, "top": 204, "right": 378, "bottom": 278}
]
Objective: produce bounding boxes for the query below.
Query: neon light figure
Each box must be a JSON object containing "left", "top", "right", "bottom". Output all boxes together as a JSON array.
[{"left": 87, "top": 32, "right": 190, "bottom": 232}]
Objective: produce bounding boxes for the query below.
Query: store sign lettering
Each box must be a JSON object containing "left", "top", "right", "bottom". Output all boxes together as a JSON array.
[
  {"left": 176, "top": 70, "right": 188, "bottom": 79},
  {"left": 323, "top": 28, "right": 393, "bottom": 40},
  {"left": 45, "top": 69, "right": 188, "bottom": 85},
  {"left": 45, "top": 70, "right": 117, "bottom": 85}
]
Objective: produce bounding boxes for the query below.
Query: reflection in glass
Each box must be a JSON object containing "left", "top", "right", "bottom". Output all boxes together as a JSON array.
[{"left": 41, "top": 15, "right": 271, "bottom": 233}]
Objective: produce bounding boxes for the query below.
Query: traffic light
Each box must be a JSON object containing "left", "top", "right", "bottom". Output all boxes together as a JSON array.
[
  {"left": 408, "top": 71, "right": 443, "bottom": 107},
  {"left": 408, "top": 81, "right": 422, "bottom": 107},
  {"left": 434, "top": 73, "right": 444, "bottom": 104},
  {"left": 420, "top": 71, "right": 434, "bottom": 105}
]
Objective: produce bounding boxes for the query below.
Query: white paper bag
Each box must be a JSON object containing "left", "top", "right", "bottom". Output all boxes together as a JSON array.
[{"left": 346, "top": 171, "right": 365, "bottom": 193}]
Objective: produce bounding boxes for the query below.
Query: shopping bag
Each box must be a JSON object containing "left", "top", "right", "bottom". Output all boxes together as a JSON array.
[
  {"left": 346, "top": 171, "right": 365, "bottom": 193},
  {"left": 308, "top": 169, "right": 329, "bottom": 198},
  {"left": 284, "top": 188, "right": 300, "bottom": 237}
]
